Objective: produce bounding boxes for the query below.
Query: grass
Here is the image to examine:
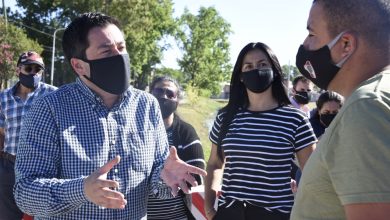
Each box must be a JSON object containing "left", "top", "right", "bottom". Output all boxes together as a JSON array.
[{"left": 177, "top": 97, "right": 226, "bottom": 161}]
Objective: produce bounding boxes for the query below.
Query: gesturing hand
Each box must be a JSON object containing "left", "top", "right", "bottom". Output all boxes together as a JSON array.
[
  {"left": 161, "top": 147, "right": 207, "bottom": 196},
  {"left": 84, "top": 155, "right": 127, "bottom": 209}
]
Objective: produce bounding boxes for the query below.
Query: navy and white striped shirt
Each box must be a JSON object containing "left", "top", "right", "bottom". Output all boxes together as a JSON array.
[
  {"left": 14, "top": 78, "right": 171, "bottom": 220},
  {"left": 209, "top": 106, "right": 317, "bottom": 213},
  {"left": 147, "top": 115, "right": 205, "bottom": 220},
  {"left": 0, "top": 82, "right": 57, "bottom": 155}
]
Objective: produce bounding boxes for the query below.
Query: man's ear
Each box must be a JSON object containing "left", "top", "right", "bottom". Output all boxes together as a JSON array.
[
  {"left": 16, "top": 66, "right": 21, "bottom": 77},
  {"left": 340, "top": 32, "right": 357, "bottom": 58},
  {"left": 70, "top": 58, "right": 88, "bottom": 77}
]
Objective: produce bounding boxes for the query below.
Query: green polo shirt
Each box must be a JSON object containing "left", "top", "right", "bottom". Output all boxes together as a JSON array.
[{"left": 291, "top": 70, "right": 390, "bottom": 219}]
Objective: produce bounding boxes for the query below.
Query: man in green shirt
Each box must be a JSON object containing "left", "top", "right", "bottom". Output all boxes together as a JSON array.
[{"left": 291, "top": 0, "right": 390, "bottom": 219}]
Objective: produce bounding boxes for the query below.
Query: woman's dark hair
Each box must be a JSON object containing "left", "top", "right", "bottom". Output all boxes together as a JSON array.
[
  {"left": 311, "top": 90, "right": 344, "bottom": 119},
  {"left": 149, "top": 75, "right": 182, "bottom": 99},
  {"left": 216, "top": 42, "right": 290, "bottom": 160}
]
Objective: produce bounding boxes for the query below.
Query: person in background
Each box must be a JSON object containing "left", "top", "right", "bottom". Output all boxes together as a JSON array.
[
  {"left": 289, "top": 76, "right": 313, "bottom": 117},
  {"left": 295, "top": 90, "right": 344, "bottom": 185},
  {"left": 0, "top": 51, "right": 57, "bottom": 220},
  {"left": 13, "top": 12, "right": 206, "bottom": 220},
  {"left": 309, "top": 91, "right": 343, "bottom": 138},
  {"left": 204, "top": 42, "right": 316, "bottom": 220},
  {"left": 291, "top": 0, "right": 390, "bottom": 219},
  {"left": 147, "top": 75, "right": 205, "bottom": 220}
]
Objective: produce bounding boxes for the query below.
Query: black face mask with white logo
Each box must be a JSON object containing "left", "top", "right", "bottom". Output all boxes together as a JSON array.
[
  {"left": 82, "top": 54, "right": 130, "bottom": 95},
  {"left": 296, "top": 32, "right": 350, "bottom": 90},
  {"left": 241, "top": 68, "right": 274, "bottom": 93}
]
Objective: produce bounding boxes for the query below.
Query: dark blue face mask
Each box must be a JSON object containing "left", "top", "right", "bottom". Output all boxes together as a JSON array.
[
  {"left": 19, "top": 73, "right": 42, "bottom": 89},
  {"left": 82, "top": 54, "right": 131, "bottom": 95}
]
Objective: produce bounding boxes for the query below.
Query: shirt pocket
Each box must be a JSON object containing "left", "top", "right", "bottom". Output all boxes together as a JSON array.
[{"left": 126, "top": 130, "right": 156, "bottom": 172}]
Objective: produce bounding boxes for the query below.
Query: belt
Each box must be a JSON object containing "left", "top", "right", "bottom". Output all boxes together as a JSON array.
[{"left": 0, "top": 151, "right": 16, "bottom": 162}]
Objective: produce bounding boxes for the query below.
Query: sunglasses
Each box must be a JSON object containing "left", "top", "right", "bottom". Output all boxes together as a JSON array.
[
  {"left": 152, "top": 87, "right": 177, "bottom": 99},
  {"left": 21, "top": 65, "right": 44, "bottom": 74}
]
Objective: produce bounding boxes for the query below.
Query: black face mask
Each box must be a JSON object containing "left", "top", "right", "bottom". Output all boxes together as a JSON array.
[
  {"left": 241, "top": 68, "right": 274, "bottom": 93},
  {"left": 319, "top": 113, "right": 337, "bottom": 127},
  {"left": 296, "top": 32, "right": 350, "bottom": 90},
  {"left": 83, "top": 54, "right": 130, "bottom": 95},
  {"left": 19, "top": 73, "right": 41, "bottom": 89},
  {"left": 294, "top": 91, "right": 311, "bottom": 104},
  {"left": 156, "top": 97, "right": 178, "bottom": 119}
]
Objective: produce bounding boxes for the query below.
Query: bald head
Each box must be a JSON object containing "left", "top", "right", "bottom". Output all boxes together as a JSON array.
[{"left": 313, "top": 0, "right": 390, "bottom": 51}]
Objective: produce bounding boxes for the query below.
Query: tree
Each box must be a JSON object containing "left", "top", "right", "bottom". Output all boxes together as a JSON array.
[
  {"left": 177, "top": 7, "right": 232, "bottom": 96},
  {"left": 109, "top": 0, "right": 176, "bottom": 90},
  {"left": 11, "top": 0, "right": 177, "bottom": 89},
  {"left": 282, "top": 64, "right": 300, "bottom": 81},
  {"left": 0, "top": 17, "right": 43, "bottom": 89},
  {"left": 154, "top": 67, "right": 185, "bottom": 84}
]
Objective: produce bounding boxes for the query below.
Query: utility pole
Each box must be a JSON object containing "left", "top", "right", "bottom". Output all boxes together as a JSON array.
[
  {"left": 2, "top": 0, "right": 7, "bottom": 30},
  {"left": 50, "top": 28, "right": 65, "bottom": 85}
]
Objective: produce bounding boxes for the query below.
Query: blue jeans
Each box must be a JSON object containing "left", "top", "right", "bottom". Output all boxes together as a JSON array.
[{"left": 0, "top": 157, "right": 23, "bottom": 220}]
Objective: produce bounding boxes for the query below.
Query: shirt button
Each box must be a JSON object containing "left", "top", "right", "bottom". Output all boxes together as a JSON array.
[
  {"left": 114, "top": 168, "right": 118, "bottom": 173},
  {"left": 111, "top": 140, "right": 116, "bottom": 145}
]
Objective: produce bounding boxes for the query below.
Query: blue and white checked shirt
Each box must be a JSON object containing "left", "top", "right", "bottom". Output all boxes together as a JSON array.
[
  {"left": 0, "top": 82, "right": 57, "bottom": 155},
  {"left": 15, "top": 78, "right": 171, "bottom": 220}
]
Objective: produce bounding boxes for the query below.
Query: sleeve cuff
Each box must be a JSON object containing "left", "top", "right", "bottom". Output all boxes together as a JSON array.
[{"left": 62, "top": 177, "right": 88, "bottom": 205}]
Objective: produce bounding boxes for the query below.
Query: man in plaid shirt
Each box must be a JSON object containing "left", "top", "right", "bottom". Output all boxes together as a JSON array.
[{"left": 0, "top": 51, "right": 57, "bottom": 219}]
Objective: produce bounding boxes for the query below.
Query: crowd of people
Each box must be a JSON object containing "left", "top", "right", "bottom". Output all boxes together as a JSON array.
[{"left": 0, "top": 0, "right": 389, "bottom": 219}]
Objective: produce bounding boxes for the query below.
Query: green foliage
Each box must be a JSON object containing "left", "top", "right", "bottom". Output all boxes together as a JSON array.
[
  {"left": 198, "top": 88, "right": 212, "bottom": 98},
  {"left": 154, "top": 67, "right": 185, "bottom": 83},
  {"left": 177, "top": 7, "right": 232, "bottom": 96},
  {"left": 109, "top": 0, "right": 177, "bottom": 90},
  {"left": 11, "top": 0, "right": 177, "bottom": 88},
  {"left": 282, "top": 64, "right": 300, "bottom": 81},
  {"left": 0, "top": 17, "right": 43, "bottom": 89},
  {"left": 184, "top": 83, "right": 200, "bottom": 106}
]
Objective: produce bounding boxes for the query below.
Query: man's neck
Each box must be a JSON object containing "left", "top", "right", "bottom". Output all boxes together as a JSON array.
[
  {"left": 15, "top": 83, "right": 34, "bottom": 100},
  {"left": 163, "top": 114, "right": 174, "bottom": 129},
  {"left": 330, "top": 45, "right": 389, "bottom": 98},
  {"left": 81, "top": 77, "right": 120, "bottom": 109}
]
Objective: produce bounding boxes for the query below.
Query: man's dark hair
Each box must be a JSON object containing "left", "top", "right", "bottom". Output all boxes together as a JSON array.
[
  {"left": 292, "top": 76, "right": 309, "bottom": 89},
  {"left": 149, "top": 75, "right": 182, "bottom": 100},
  {"left": 62, "top": 12, "right": 121, "bottom": 62},
  {"left": 312, "top": 90, "right": 344, "bottom": 119},
  {"left": 313, "top": 0, "right": 390, "bottom": 49}
]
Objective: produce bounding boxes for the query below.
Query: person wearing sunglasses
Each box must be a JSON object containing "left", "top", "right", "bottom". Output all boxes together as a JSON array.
[
  {"left": 148, "top": 76, "right": 205, "bottom": 220},
  {"left": 0, "top": 51, "right": 57, "bottom": 219}
]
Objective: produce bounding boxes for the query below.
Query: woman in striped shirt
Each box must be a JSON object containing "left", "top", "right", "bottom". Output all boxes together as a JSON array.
[
  {"left": 148, "top": 76, "right": 205, "bottom": 220},
  {"left": 204, "top": 42, "right": 317, "bottom": 220}
]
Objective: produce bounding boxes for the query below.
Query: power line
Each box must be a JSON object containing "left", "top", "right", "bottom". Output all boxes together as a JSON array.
[{"left": 8, "top": 19, "right": 55, "bottom": 38}]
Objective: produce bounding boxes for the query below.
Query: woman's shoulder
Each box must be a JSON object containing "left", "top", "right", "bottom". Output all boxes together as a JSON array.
[{"left": 275, "top": 105, "right": 309, "bottom": 120}]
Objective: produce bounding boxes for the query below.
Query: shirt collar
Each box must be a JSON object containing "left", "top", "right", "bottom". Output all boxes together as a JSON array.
[
  {"left": 9, "top": 81, "right": 44, "bottom": 96},
  {"left": 75, "top": 77, "right": 131, "bottom": 108}
]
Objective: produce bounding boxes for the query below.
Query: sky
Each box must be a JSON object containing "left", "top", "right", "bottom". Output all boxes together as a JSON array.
[{"left": 5, "top": 0, "right": 313, "bottom": 68}]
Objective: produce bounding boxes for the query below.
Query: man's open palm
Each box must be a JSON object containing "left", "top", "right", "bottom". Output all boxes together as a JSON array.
[{"left": 161, "top": 147, "right": 207, "bottom": 196}]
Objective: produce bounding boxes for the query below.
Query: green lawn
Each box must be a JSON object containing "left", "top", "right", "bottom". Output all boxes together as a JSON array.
[{"left": 177, "top": 97, "right": 226, "bottom": 161}]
